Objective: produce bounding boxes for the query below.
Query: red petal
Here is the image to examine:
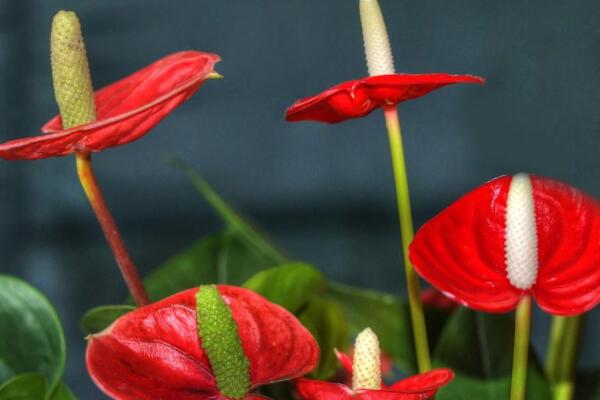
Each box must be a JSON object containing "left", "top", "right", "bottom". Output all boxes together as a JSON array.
[
  {"left": 295, "top": 378, "right": 354, "bottom": 400},
  {"left": 530, "top": 176, "right": 600, "bottom": 315},
  {"left": 87, "top": 286, "right": 319, "bottom": 400},
  {"left": 0, "top": 51, "right": 220, "bottom": 160},
  {"left": 295, "top": 369, "right": 453, "bottom": 400},
  {"left": 386, "top": 368, "right": 454, "bottom": 395},
  {"left": 334, "top": 349, "right": 353, "bottom": 375},
  {"left": 421, "top": 287, "right": 458, "bottom": 311},
  {"left": 409, "top": 175, "right": 523, "bottom": 313},
  {"left": 285, "top": 73, "right": 484, "bottom": 124}
]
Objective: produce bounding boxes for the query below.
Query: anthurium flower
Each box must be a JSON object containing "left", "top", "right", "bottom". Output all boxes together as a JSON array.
[
  {"left": 409, "top": 173, "right": 600, "bottom": 316},
  {"left": 285, "top": 73, "right": 484, "bottom": 124},
  {"left": 86, "top": 285, "right": 319, "bottom": 400},
  {"left": 0, "top": 50, "right": 220, "bottom": 160},
  {"left": 296, "top": 328, "right": 453, "bottom": 400}
]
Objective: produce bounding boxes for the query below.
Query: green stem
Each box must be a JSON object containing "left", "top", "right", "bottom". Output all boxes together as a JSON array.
[
  {"left": 511, "top": 296, "right": 532, "bottom": 400},
  {"left": 545, "top": 315, "right": 582, "bottom": 400},
  {"left": 383, "top": 105, "right": 431, "bottom": 372},
  {"left": 545, "top": 316, "right": 568, "bottom": 383}
]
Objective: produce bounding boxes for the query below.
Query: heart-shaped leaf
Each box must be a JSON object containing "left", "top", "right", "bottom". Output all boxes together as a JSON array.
[
  {"left": 244, "top": 263, "right": 326, "bottom": 313},
  {"left": 0, "top": 276, "right": 65, "bottom": 394}
]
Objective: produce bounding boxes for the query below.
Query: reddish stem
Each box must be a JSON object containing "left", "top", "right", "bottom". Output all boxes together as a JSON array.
[{"left": 76, "top": 151, "right": 150, "bottom": 306}]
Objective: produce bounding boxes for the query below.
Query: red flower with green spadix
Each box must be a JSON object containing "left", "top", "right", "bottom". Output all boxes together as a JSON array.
[
  {"left": 409, "top": 173, "right": 600, "bottom": 316},
  {"left": 86, "top": 285, "right": 319, "bottom": 400},
  {"left": 296, "top": 328, "right": 453, "bottom": 400}
]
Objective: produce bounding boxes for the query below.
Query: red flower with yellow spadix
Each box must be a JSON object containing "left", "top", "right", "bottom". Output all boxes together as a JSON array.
[
  {"left": 409, "top": 173, "right": 600, "bottom": 316},
  {"left": 0, "top": 11, "right": 222, "bottom": 306},
  {"left": 86, "top": 285, "right": 319, "bottom": 400},
  {"left": 0, "top": 42, "right": 219, "bottom": 159},
  {"left": 296, "top": 328, "right": 453, "bottom": 400},
  {"left": 285, "top": 1, "right": 483, "bottom": 123}
]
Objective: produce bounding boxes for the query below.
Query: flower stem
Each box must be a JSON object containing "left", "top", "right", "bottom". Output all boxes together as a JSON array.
[
  {"left": 511, "top": 295, "right": 532, "bottom": 400},
  {"left": 76, "top": 152, "right": 150, "bottom": 307},
  {"left": 546, "top": 315, "right": 581, "bottom": 400},
  {"left": 383, "top": 104, "right": 431, "bottom": 373}
]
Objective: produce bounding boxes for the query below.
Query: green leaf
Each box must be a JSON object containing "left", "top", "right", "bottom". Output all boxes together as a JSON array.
[
  {"left": 299, "top": 297, "right": 349, "bottom": 380},
  {"left": 0, "top": 373, "right": 47, "bottom": 400},
  {"left": 326, "top": 282, "right": 417, "bottom": 373},
  {"left": 0, "top": 275, "right": 65, "bottom": 394},
  {"left": 142, "top": 232, "right": 280, "bottom": 302},
  {"left": 80, "top": 305, "right": 135, "bottom": 335},
  {"left": 48, "top": 382, "right": 76, "bottom": 400},
  {"left": 433, "top": 308, "right": 551, "bottom": 399},
  {"left": 243, "top": 263, "right": 326, "bottom": 313},
  {"left": 174, "top": 160, "right": 287, "bottom": 264}
]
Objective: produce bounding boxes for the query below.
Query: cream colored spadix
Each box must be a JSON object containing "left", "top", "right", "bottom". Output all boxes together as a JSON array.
[
  {"left": 352, "top": 327, "right": 382, "bottom": 390},
  {"left": 359, "top": 0, "right": 395, "bottom": 76},
  {"left": 505, "top": 173, "right": 539, "bottom": 289}
]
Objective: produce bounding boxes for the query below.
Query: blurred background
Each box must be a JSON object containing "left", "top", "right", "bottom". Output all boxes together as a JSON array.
[{"left": 1, "top": 0, "right": 599, "bottom": 397}]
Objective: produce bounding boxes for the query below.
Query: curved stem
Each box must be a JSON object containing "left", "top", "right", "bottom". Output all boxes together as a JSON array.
[
  {"left": 511, "top": 296, "right": 532, "bottom": 400},
  {"left": 76, "top": 152, "right": 150, "bottom": 306},
  {"left": 383, "top": 105, "right": 431, "bottom": 372}
]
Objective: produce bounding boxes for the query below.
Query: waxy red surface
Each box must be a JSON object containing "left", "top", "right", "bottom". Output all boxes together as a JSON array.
[
  {"left": 297, "top": 353, "right": 453, "bottom": 400},
  {"left": 409, "top": 175, "right": 600, "bottom": 315},
  {"left": 285, "top": 74, "right": 484, "bottom": 124},
  {"left": 0, "top": 51, "right": 220, "bottom": 160},
  {"left": 86, "top": 286, "right": 319, "bottom": 400}
]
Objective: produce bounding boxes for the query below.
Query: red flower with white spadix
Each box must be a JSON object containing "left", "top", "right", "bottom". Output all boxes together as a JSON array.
[
  {"left": 296, "top": 328, "right": 453, "bottom": 400},
  {"left": 285, "top": 0, "right": 483, "bottom": 123},
  {"left": 86, "top": 285, "right": 319, "bottom": 400},
  {"left": 409, "top": 173, "right": 600, "bottom": 316}
]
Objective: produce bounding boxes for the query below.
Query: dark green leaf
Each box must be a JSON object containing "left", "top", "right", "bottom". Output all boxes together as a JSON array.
[
  {"left": 141, "top": 232, "right": 280, "bottom": 302},
  {"left": 0, "top": 373, "right": 46, "bottom": 400},
  {"left": 434, "top": 308, "right": 551, "bottom": 399},
  {"left": 326, "top": 282, "right": 416, "bottom": 373},
  {"left": 0, "top": 276, "right": 65, "bottom": 394},
  {"left": 257, "top": 381, "right": 295, "bottom": 400},
  {"left": 48, "top": 382, "right": 76, "bottom": 400},
  {"left": 80, "top": 305, "right": 135, "bottom": 335},
  {"left": 174, "top": 161, "right": 287, "bottom": 264},
  {"left": 243, "top": 263, "right": 326, "bottom": 313},
  {"left": 299, "top": 297, "right": 349, "bottom": 380}
]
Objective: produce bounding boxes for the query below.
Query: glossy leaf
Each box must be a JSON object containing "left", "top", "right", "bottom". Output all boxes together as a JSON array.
[
  {"left": 0, "top": 373, "right": 47, "bottom": 400},
  {"left": 49, "top": 383, "right": 77, "bottom": 400},
  {"left": 80, "top": 305, "right": 135, "bottom": 335},
  {"left": 299, "top": 297, "right": 350, "bottom": 380},
  {"left": 244, "top": 263, "right": 326, "bottom": 313},
  {"left": 141, "top": 232, "right": 279, "bottom": 302},
  {"left": 86, "top": 286, "right": 319, "bottom": 400},
  {"left": 326, "top": 282, "right": 416, "bottom": 372},
  {"left": 0, "top": 276, "right": 65, "bottom": 393},
  {"left": 433, "top": 308, "right": 551, "bottom": 399}
]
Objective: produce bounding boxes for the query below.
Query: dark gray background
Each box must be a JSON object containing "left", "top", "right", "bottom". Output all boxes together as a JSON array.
[{"left": 1, "top": 1, "right": 599, "bottom": 397}]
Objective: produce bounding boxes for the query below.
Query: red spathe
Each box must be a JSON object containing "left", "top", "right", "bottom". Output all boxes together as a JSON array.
[
  {"left": 86, "top": 286, "right": 319, "bottom": 400},
  {"left": 0, "top": 51, "right": 220, "bottom": 160},
  {"left": 409, "top": 175, "right": 600, "bottom": 316},
  {"left": 285, "top": 74, "right": 484, "bottom": 124}
]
